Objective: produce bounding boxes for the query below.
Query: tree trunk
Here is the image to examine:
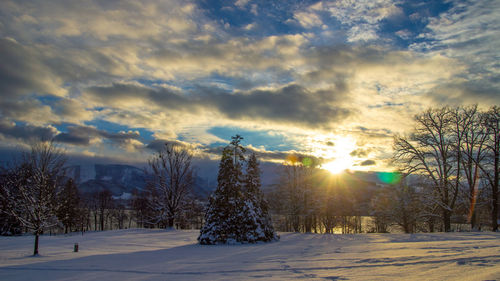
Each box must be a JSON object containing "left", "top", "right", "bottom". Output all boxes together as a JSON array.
[
  {"left": 428, "top": 218, "right": 435, "bottom": 233},
  {"left": 492, "top": 149, "right": 499, "bottom": 232},
  {"left": 443, "top": 209, "right": 451, "bottom": 232},
  {"left": 470, "top": 211, "right": 477, "bottom": 231},
  {"left": 33, "top": 233, "right": 39, "bottom": 256},
  {"left": 94, "top": 212, "right": 97, "bottom": 231},
  {"left": 167, "top": 217, "right": 174, "bottom": 229},
  {"left": 492, "top": 181, "right": 499, "bottom": 232},
  {"left": 100, "top": 211, "right": 104, "bottom": 231}
]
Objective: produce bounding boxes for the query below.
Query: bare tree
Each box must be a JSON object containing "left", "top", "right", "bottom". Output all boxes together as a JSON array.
[
  {"left": 97, "top": 190, "right": 113, "bottom": 231},
  {"left": 145, "top": 143, "right": 194, "bottom": 229},
  {"left": 280, "top": 157, "right": 305, "bottom": 232},
  {"left": 481, "top": 106, "right": 500, "bottom": 231},
  {"left": 452, "top": 105, "right": 488, "bottom": 230},
  {"left": 376, "top": 181, "right": 422, "bottom": 234},
  {"left": 112, "top": 203, "right": 128, "bottom": 229},
  {"left": 0, "top": 142, "right": 66, "bottom": 255},
  {"left": 394, "top": 107, "right": 459, "bottom": 232},
  {"left": 56, "top": 178, "right": 81, "bottom": 234}
]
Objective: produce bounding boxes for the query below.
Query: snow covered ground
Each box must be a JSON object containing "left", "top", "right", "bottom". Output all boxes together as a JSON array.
[{"left": 0, "top": 229, "right": 499, "bottom": 280}]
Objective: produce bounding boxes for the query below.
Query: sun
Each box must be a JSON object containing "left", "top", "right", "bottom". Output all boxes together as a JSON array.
[
  {"left": 322, "top": 157, "right": 353, "bottom": 174},
  {"left": 319, "top": 136, "right": 356, "bottom": 174}
]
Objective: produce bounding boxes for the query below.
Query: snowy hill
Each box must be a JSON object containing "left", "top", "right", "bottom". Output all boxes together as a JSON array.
[{"left": 0, "top": 229, "right": 499, "bottom": 280}]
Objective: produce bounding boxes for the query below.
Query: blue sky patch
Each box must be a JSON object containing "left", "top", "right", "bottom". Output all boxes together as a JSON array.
[{"left": 207, "top": 126, "right": 300, "bottom": 151}]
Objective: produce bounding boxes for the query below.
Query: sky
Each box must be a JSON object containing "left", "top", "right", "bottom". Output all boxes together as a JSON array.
[{"left": 0, "top": 0, "right": 499, "bottom": 172}]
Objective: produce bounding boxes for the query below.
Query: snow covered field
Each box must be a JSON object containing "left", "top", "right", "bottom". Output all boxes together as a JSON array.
[{"left": 0, "top": 229, "right": 499, "bottom": 281}]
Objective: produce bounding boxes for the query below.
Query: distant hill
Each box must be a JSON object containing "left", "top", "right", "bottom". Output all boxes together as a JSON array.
[
  {"left": 66, "top": 164, "right": 147, "bottom": 198},
  {"left": 66, "top": 163, "right": 398, "bottom": 201},
  {"left": 66, "top": 164, "right": 215, "bottom": 199}
]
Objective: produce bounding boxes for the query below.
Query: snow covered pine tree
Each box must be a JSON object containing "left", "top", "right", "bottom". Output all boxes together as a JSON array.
[
  {"left": 198, "top": 135, "right": 278, "bottom": 244},
  {"left": 240, "top": 153, "right": 278, "bottom": 242}
]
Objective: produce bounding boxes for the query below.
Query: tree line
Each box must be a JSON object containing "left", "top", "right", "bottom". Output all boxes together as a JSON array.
[
  {"left": 393, "top": 105, "right": 499, "bottom": 232},
  {"left": 267, "top": 158, "right": 375, "bottom": 234},
  {"left": 1, "top": 105, "right": 498, "bottom": 253},
  {"left": 266, "top": 105, "right": 499, "bottom": 234},
  {"left": 0, "top": 141, "right": 203, "bottom": 255}
]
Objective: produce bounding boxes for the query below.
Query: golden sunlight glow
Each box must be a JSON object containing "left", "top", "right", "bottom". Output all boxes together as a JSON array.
[
  {"left": 320, "top": 136, "right": 356, "bottom": 174},
  {"left": 322, "top": 160, "right": 347, "bottom": 174}
]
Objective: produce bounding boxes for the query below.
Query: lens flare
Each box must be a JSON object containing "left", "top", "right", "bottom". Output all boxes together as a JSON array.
[
  {"left": 302, "top": 157, "right": 313, "bottom": 167},
  {"left": 376, "top": 172, "right": 401, "bottom": 184},
  {"left": 286, "top": 154, "right": 298, "bottom": 163}
]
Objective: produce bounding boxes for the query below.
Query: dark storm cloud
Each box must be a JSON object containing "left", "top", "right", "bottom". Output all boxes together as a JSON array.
[
  {"left": 85, "top": 83, "right": 199, "bottom": 110},
  {"left": 54, "top": 133, "right": 90, "bottom": 146},
  {"left": 54, "top": 125, "right": 140, "bottom": 146},
  {"left": 202, "top": 84, "right": 351, "bottom": 128},
  {"left": 85, "top": 82, "right": 351, "bottom": 128},
  {"left": 0, "top": 121, "right": 57, "bottom": 141}
]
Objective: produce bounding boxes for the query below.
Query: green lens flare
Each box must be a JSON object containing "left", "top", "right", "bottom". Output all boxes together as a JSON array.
[
  {"left": 302, "top": 157, "right": 312, "bottom": 167},
  {"left": 377, "top": 172, "right": 401, "bottom": 184}
]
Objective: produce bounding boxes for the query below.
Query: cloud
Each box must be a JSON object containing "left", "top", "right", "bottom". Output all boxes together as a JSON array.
[
  {"left": 2, "top": 0, "right": 199, "bottom": 41},
  {"left": 350, "top": 148, "right": 371, "bottom": 158},
  {"left": 83, "top": 81, "right": 351, "bottom": 130},
  {"left": 202, "top": 144, "right": 318, "bottom": 164},
  {"left": 146, "top": 33, "right": 309, "bottom": 81},
  {"left": 0, "top": 120, "right": 57, "bottom": 142},
  {"left": 359, "top": 159, "right": 376, "bottom": 166},
  {"left": 49, "top": 98, "right": 94, "bottom": 124},
  {"left": 145, "top": 139, "right": 198, "bottom": 152},
  {"left": 53, "top": 125, "right": 141, "bottom": 147},
  {"left": 0, "top": 38, "right": 64, "bottom": 98},
  {"left": 299, "top": 0, "right": 402, "bottom": 42},
  {"left": 294, "top": 11, "right": 323, "bottom": 28},
  {"left": 203, "top": 84, "right": 351, "bottom": 128},
  {"left": 53, "top": 132, "right": 90, "bottom": 146},
  {"left": 85, "top": 82, "right": 198, "bottom": 110},
  {"left": 0, "top": 0, "right": 497, "bottom": 170},
  {"left": 235, "top": 0, "right": 250, "bottom": 9},
  {"left": 0, "top": 98, "right": 59, "bottom": 126},
  {"left": 411, "top": 0, "right": 500, "bottom": 104}
]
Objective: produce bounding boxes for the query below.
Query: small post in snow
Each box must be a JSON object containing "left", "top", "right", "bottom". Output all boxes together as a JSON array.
[{"left": 74, "top": 243, "right": 79, "bottom": 252}]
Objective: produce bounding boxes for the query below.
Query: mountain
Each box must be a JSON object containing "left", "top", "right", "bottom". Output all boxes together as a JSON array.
[
  {"left": 67, "top": 164, "right": 147, "bottom": 197},
  {"left": 67, "top": 164, "right": 216, "bottom": 199},
  {"left": 66, "top": 163, "right": 397, "bottom": 200}
]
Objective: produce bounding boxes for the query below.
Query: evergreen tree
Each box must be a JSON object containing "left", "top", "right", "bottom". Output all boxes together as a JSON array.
[
  {"left": 198, "top": 146, "right": 243, "bottom": 244},
  {"left": 241, "top": 153, "right": 278, "bottom": 242},
  {"left": 198, "top": 136, "right": 278, "bottom": 244}
]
